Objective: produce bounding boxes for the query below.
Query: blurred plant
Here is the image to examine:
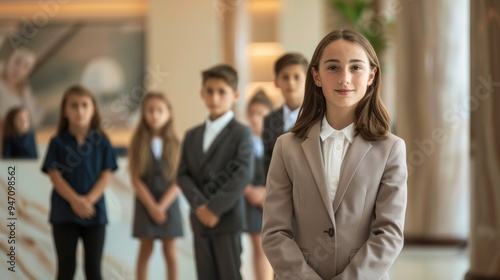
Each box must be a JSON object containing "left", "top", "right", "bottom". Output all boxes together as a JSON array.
[{"left": 329, "top": 0, "right": 393, "bottom": 55}]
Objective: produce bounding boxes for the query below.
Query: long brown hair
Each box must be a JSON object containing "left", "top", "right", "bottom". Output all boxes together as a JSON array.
[
  {"left": 292, "top": 29, "right": 390, "bottom": 141},
  {"left": 2, "top": 107, "right": 29, "bottom": 138},
  {"left": 57, "top": 85, "right": 104, "bottom": 135},
  {"left": 128, "top": 93, "right": 179, "bottom": 181}
]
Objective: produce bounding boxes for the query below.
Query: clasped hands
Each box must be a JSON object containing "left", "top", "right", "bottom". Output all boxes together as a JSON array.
[
  {"left": 196, "top": 204, "right": 219, "bottom": 228},
  {"left": 70, "top": 195, "right": 95, "bottom": 219},
  {"left": 244, "top": 184, "right": 265, "bottom": 208},
  {"left": 147, "top": 203, "right": 168, "bottom": 225}
]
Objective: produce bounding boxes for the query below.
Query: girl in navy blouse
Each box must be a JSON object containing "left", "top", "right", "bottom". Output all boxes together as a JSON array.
[
  {"left": 41, "top": 85, "right": 118, "bottom": 280},
  {"left": 2, "top": 106, "right": 38, "bottom": 159}
]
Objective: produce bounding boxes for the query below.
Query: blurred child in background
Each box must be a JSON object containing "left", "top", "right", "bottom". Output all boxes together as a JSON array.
[
  {"left": 177, "top": 64, "right": 254, "bottom": 280},
  {"left": 263, "top": 53, "right": 308, "bottom": 177},
  {"left": 244, "top": 90, "right": 273, "bottom": 280},
  {"left": 2, "top": 106, "right": 37, "bottom": 159},
  {"left": 41, "top": 85, "right": 117, "bottom": 280},
  {"left": 128, "top": 92, "right": 184, "bottom": 280}
]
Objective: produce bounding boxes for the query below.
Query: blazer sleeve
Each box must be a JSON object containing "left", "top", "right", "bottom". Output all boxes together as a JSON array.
[
  {"left": 177, "top": 132, "right": 206, "bottom": 209},
  {"left": 205, "top": 126, "right": 255, "bottom": 217},
  {"left": 262, "top": 136, "right": 323, "bottom": 280},
  {"left": 333, "top": 138, "right": 408, "bottom": 280},
  {"left": 262, "top": 114, "right": 273, "bottom": 181}
]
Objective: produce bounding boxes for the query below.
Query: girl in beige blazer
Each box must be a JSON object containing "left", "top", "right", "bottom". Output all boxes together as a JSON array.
[{"left": 262, "top": 29, "right": 408, "bottom": 280}]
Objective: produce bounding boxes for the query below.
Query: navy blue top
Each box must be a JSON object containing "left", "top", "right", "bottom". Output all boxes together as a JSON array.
[
  {"left": 2, "top": 130, "right": 38, "bottom": 159},
  {"left": 41, "top": 130, "right": 118, "bottom": 226}
]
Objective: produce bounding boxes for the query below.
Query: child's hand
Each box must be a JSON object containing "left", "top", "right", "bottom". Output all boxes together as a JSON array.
[
  {"left": 245, "top": 186, "right": 264, "bottom": 207},
  {"left": 245, "top": 187, "right": 258, "bottom": 206},
  {"left": 148, "top": 204, "right": 166, "bottom": 225},
  {"left": 196, "top": 205, "right": 219, "bottom": 228},
  {"left": 70, "top": 196, "right": 95, "bottom": 219},
  {"left": 243, "top": 184, "right": 254, "bottom": 197},
  {"left": 254, "top": 187, "right": 266, "bottom": 209}
]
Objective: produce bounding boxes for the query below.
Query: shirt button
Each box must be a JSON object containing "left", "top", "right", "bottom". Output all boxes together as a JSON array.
[
  {"left": 336, "top": 145, "right": 342, "bottom": 150},
  {"left": 333, "top": 180, "right": 338, "bottom": 186}
]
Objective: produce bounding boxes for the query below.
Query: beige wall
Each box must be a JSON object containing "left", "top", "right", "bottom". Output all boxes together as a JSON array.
[
  {"left": 279, "top": 0, "right": 325, "bottom": 61},
  {"left": 147, "top": 0, "right": 221, "bottom": 137},
  {"left": 148, "top": 0, "right": 326, "bottom": 137}
]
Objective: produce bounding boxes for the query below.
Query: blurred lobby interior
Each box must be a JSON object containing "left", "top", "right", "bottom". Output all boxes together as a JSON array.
[{"left": 0, "top": 0, "right": 499, "bottom": 279}]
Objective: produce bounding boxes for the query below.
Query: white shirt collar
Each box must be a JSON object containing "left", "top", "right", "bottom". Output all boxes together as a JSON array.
[
  {"left": 203, "top": 110, "right": 235, "bottom": 153},
  {"left": 283, "top": 104, "right": 300, "bottom": 118},
  {"left": 151, "top": 136, "right": 163, "bottom": 160},
  {"left": 283, "top": 105, "right": 301, "bottom": 131},
  {"left": 319, "top": 115, "right": 354, "bottom": 143},
  {"left": 205, "top": 110, "right": 234, "bottom": 132}
]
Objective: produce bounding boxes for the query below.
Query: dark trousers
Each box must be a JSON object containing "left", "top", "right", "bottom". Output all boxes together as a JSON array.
[
  {"left": 194, "top": 232, "right": 242, "bottom": 280},
  {"left": 52, "top": 223, "right": 106, "bottom": 280}
]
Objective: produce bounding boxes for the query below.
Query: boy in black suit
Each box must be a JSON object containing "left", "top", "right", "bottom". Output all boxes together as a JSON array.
[
  {"left": 263, "top": 53, "right": 309, "bottom": 176},
  {"left": 178, "top": 64, "right": 254, "bottom": 280}
]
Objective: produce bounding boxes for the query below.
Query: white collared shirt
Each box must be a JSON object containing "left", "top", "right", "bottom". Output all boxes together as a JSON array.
[
  {"left": 203, "top": 110, "right": 234, "bottom": 153},
  {"left": 319, "top": 115, "right": 354, "bottom": 202},
  {"left": 151, "top": 136, "right": 163, "bottom": 160},
  {"left": 252, "top": 135, "right": 264, "bottom": 159},
  {"left": 283, "top": 105, "right": 300, "bottom": 132}
]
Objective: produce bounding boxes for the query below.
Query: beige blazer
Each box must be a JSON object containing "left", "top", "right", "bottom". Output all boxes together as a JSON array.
[{"left": 262, "top": 120, "right": 407, "bottom": 280}]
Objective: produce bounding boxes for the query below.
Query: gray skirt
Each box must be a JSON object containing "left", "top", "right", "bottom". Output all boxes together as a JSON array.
[{"left": 132, "top": 197, "right": 184, "bottom": 238}]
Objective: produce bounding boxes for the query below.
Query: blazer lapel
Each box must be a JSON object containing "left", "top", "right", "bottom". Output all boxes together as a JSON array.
[
  {"left": 301, "top": 121, "right": 335, "bottom": 223},
  {"left": 276, "top": 107, "right": 285, "bottom": 133},
  {"left": 333, "top": 134, "right": 372, "bottom": 212},
  {"left": 192, "top": 125, "right": 205, "bottom": 169}
]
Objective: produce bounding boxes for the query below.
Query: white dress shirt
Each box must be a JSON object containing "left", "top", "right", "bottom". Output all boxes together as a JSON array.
[
  {"left": 203, "top": 110, "right": 234, "bottom": 153},
  {"left": 252, "top": 135, "right": 264, "bottom": 159},
  {"left": 283, "top": 105, "right": 300, "bottom": 132},
  {"left": 151, "top": 136, "right": 163, "bottom": 160},
  {"left": 319, "top": 115, "right": 355, "bottom": 202}
]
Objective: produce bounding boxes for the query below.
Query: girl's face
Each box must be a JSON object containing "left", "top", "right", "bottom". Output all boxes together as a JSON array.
[
  {"left": 14, "top": 109, "right": 30, "bottom": 135},
  {"left": 247, "top": 102, "right": 271, "bottom": 136},
  {"left": 144, "top": 97, "right": 170, "bottom": 133},
  {"left": 64, "top": 94, "right": 95, "bottom": 131},
  {"left": 312, "top": 39, "right": 376, "bottom": 113}
]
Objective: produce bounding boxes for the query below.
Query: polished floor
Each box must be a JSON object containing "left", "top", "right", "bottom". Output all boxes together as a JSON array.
[
  {"left": 388, "top": 246, "right": 468, "bottom": 280},
  {"left": 239, "top": 236, "right": 469, "bottom": 280},
  {"left": 103, "top": 234, "right": 470, "bottom": 280}
]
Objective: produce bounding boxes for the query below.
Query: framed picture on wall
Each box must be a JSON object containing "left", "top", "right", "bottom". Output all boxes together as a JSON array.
[{"left": 0, "top": 19, "right": 145, "bottom": 129}]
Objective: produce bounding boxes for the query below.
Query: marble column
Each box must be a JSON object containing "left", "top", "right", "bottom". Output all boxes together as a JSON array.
[
  {"left": 466, "top": 1, "right": 500, "bottom": 278},
  {"left": 219, "top": 0, "right": 250, "bottom": 119},
  {"left": 395, "top": 0, "right": 469, "bottom": 241}
]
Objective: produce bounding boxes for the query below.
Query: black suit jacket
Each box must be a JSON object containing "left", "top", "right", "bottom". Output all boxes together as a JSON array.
[
  {"left": 178, "top": 118, "right": 254, "bottom": 235},
  {"left": 262, "top": 107, "right": 284, "bottom": 180}
]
